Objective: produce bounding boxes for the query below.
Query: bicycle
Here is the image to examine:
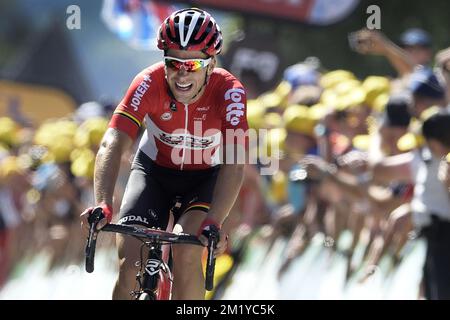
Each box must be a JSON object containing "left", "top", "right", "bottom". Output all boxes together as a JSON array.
[{"left": 85, "top": 207, "right": 218, "bottom": 300}]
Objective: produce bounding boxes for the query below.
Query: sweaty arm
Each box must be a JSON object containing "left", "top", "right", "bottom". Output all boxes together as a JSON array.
[
  {"left": 323, "top": 168, "right": 367, "bottom": 201},
  {"left": 98, "top": 68, "right": 155, "bottom": 205},
  {"left": 325, "top": 152, "right": 415, "bottom": 197},
  {"left": 207, "top": 163, "right": 245, "bottom": 225},
  {"left": 371, "top": 152, "right": 415, "bottom": 185},
  {"left": 381, "top": 39, "right": 416, "bottom": 77},
  {"left": 94, "top": 128, "right": 133, "bottom": 207},
  {"left": 356, "top": 29, "right": 415, "bottom": 76}
]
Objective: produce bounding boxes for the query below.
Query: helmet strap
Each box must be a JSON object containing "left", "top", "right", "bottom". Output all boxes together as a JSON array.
[{"left": 189, "top": 72, "right": 209, "bottom": 102}]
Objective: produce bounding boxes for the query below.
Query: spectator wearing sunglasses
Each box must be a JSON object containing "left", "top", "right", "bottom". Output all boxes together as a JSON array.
[{"left": 80, "top": 8, "right": 248, "bottom": 300}]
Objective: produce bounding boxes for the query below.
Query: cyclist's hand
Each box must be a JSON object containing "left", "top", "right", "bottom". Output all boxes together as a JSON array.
[
  {"left": 80, "top": 203, "right": 113, "bottom": 237},
  {"left": 197, "top": 217, "right": 227, "bottom": 257},
  {"left": 214, "top": 229, "right": 229, "bottom": 257}
]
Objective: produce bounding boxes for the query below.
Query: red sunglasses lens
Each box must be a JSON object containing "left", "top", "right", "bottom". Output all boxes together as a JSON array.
[{"left": 165, "top": 58, "right": 202, "bottom": 72}]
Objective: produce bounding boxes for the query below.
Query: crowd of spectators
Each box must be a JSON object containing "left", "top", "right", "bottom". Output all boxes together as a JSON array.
[{"left": 1, "top": 27, "right": 449, "bottom": 299}]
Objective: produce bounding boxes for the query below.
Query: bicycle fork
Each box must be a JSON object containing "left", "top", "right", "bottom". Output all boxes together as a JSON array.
[{"left": 135, "top": 243, "right": 172, "bottom": 300}]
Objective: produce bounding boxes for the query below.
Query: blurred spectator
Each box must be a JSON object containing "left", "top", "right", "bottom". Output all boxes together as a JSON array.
[
  {"left": 349, "top": 29, "right": 415, "bottom": 76},
  {"left": 409, "top": 67, "right": 447, "bottom": 116},
  {"left": 378, "top": 94, "right": 413, "bottom": 156},
  {"left": 240, "top": 69, "right": 266, "bottom": 99},
  {"left": 0, "top": 156, "right": 24, "bottom": 286},
  {"left": 435, "top": 47, "right": 450, "bottom": 101},
  {"left": 418, "top": 109, "right": 450, "bottom": 299},
  {"left": 399, "top": 28, "right": 434, "bottom": 66},
  {"left": 283, "top": 57, "right": 320, "bottom": 90}
]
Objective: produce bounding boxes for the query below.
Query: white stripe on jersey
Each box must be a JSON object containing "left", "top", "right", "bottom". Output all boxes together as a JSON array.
[{"left": 143, "top": 115, "right": 222, "bottom": 151}]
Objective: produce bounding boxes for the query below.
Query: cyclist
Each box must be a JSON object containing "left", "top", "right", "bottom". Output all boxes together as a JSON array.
[{"left": 80, "top": 8, "right": 248, "bottom": 300}]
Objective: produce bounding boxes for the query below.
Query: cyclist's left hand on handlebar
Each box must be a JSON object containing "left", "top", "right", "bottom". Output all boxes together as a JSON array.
[
  {"left": 212, "top": 229, "right": 229, "bottom": 257},
  {"left": 197, "top": 218, "right": 228, "bottom": 257}
]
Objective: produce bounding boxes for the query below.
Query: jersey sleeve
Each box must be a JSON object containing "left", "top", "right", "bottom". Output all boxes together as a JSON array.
[
  {"left": 219, "top": 77, "right": 249, "bottom": 160},
  {"left": 109, "top": 70, "right": 156, "bottom": 140}
]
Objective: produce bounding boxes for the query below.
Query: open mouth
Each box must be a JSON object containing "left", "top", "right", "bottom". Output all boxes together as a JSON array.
[{"left": 175, "top": 82, "right": 193, "bottom": 92}]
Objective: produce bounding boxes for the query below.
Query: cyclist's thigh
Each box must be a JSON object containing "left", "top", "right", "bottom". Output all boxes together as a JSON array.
[
  {"left": 118, "top": 168, "right": 172, "bottom": 230},
  {"left": 172, "top": 209, "right": 205, "bottom": 268},
  {"left": 175, "top": 210, "right": 207, "bottom": 235},
  {"left": 175, "top": 174, "right": 218, "bottom": 234}
]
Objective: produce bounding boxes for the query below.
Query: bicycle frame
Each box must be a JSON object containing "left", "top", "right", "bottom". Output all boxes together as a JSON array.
[{"left": 135, "top": 239, "right": 172, "bottom": 300}]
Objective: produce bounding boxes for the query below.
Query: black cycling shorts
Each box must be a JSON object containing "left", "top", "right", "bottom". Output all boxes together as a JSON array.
[{"left": 117, "top": 151, "right": 220, "bottom": 230}]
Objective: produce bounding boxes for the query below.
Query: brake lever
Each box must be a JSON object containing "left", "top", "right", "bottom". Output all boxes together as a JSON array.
[
  {"left": 205, "top": 225, "right": 219, "bottom": 291},
  {"left": 85, "top": 207, "right": 104, "bottom": 273}
]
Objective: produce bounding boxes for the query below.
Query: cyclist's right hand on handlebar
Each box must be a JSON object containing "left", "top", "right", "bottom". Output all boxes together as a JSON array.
[
  {"left": 80, "top": 203, "right": 113, "bottom": 236},
  {"left": 197, "top": 218, "right": 228, "bottom": 257}
]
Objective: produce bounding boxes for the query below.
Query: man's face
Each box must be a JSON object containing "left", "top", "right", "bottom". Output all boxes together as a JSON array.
[{"left": 165, "top": 49, "right": 215, "bottom": 104}]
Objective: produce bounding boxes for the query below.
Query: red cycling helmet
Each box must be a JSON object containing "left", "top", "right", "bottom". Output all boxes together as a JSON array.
[{"left": 157, "top": 8, "right": 223, "bottom": 56}]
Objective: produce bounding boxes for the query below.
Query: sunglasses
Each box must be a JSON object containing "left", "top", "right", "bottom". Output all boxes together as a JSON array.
[{"left": 164, "top": 56, "right": 211, "bottom": 72}]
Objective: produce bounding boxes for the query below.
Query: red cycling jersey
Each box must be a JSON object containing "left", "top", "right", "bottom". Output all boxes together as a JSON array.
[{"left": 109, "top": 62, "right": 248, "bottom": 170}]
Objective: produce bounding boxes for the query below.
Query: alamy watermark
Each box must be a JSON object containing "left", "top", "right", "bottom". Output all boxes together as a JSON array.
[
  {"left": 366, "top": 5, "right": 381, "bottom": 30},
  {"left": 164, "top": 121, "right": 280, "bottom": 175},
  {"left": 66, "top": 5, "right": 81, "bottom": 30}
]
